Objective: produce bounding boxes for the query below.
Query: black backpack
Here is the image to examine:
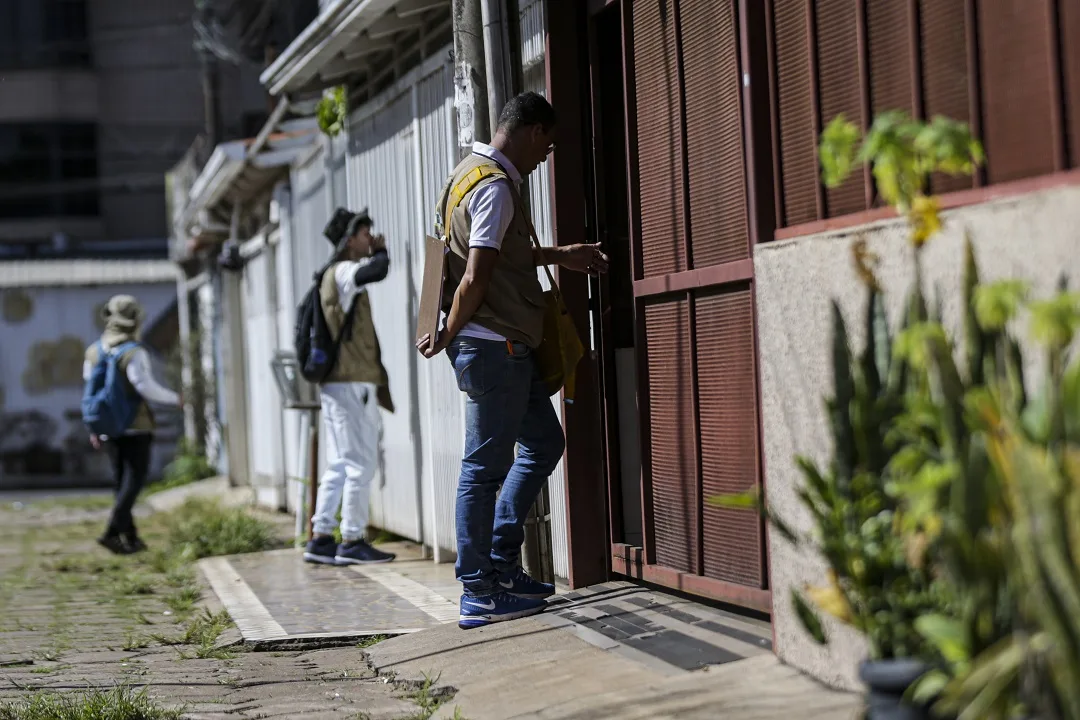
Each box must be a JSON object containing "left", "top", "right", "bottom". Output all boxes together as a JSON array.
[{"left": 294, "top": 265, "right": 360, "bottom": 384}]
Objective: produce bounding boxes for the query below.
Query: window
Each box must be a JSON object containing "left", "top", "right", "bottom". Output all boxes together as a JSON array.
[
  {"left": 0, "top": 123, "right": 99, "bottom": 219},
  {"left": 0, "top": 0, "right": 91, "bottom": 70}
]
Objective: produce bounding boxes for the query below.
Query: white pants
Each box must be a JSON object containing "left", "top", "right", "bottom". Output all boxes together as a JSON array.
[{"left": 312, "top": 382, "right": 381, "bottom": 541}]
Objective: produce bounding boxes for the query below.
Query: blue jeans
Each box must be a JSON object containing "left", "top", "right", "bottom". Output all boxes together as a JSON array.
[{"left": 447, "top": 336, "right": 566, "bottom": 597}]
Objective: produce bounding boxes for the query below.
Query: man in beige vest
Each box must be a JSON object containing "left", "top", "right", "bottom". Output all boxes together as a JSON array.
[
  {"left": 304, "top": 211, "right": 397, "bottom": 566},
  {"left": 84, "top": 295, "right": 181, "bottom": 554},
  {"left": 416, "top": 93, "right": 609, "bottom": 628}
]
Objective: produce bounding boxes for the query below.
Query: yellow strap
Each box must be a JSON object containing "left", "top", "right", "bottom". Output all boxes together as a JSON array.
[{"left": 442, "top": 163, "right": 507, "bottom": 244}]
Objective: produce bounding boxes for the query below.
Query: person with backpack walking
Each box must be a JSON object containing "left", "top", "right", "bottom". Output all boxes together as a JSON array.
[
  {"left": 302, "top": 210, "right": 397, "bottom": 566},
  {"left": 82, "top": 295, "right": 181, "bottom": 554},
  {"left": 415, "top": 93, "right": 608, "bottom": 628}
]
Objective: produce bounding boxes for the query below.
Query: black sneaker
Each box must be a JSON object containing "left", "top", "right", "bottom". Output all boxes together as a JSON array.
[
  {"left": 303, "top": 535, "right": 339, "bottom": 565},
  {"left": 97, "top": 535, "right": 132, "bottom": 555},
  {"left": 335, "top": 540, "right": 395, "bottom": 565},
  {"left": 124, "top": 536, "right": 148, "bottom": 553}
]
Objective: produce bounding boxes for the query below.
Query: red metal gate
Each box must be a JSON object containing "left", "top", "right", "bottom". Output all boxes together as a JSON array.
[{"left": 609, "top": 0, "right": 771, "bottom": 612}]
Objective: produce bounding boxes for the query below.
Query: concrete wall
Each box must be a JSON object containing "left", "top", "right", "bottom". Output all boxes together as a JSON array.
[
  {"left": 754, "top": 184, "right": 1080, "bottom": 690},
  {"left": 0, "top": 281, "right": 179, "bottom": 487}
]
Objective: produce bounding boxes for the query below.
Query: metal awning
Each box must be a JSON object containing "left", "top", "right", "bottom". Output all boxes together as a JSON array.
[
  {"left": 0, "top": 259, "right": 177, "bottom": 289},
  {"left": 260, "top": 0, "right": 450, "bottom": 96},
  {"left": 175, "top": 98, "right": 320, "bottom": 244}
]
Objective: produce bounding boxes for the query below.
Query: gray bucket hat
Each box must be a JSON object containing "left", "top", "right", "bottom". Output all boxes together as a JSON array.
[{"left": 101, "top": 294, "right": 144, "bottom": 328}]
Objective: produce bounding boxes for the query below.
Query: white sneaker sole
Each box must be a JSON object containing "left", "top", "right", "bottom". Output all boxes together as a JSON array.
[
  {"left": 303, "top": 553, "right": 339, "bottom": 565},
  {"left": 459, "top": 603, "right": 546, "bottom": 628},
  {"left": 334, "top": 556, "right": 395, "bottom": 565}
]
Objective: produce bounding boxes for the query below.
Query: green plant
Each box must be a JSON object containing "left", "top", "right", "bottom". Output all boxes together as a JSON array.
[
  {"left": 152, "top": 439, "right": 215, "bottom": 494},
  {"left": 0, "top": 684, "right": 182, "bottom": 720},
  {"left": 317, "top": 86, "right": 348, "bottom": 138},
  {"left": 899, "top": 279, "right": 1080, "bottom": 719},
  {"left": 161, "top": 498, "right": 275, "bottom": 560}
]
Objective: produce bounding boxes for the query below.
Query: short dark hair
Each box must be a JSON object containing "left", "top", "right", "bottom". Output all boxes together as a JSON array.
[
  {"left": 497, "top": 92, "right": 556, "bottom": 134},
  {"left": 346, "top": 211, "right": 372, "bottom": 238}
]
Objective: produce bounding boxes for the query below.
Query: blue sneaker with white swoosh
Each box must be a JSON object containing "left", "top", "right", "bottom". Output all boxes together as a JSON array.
[
  {"left": 459, "top": 592, "right": 548, "bottom": 629},
  {"left": 497, "top": 566, "right": 556, "bottom": 600}
]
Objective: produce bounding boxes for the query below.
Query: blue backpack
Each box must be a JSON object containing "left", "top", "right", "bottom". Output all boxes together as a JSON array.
[{"left": 81, "top": 341, "right": 141, "bottom": 437}]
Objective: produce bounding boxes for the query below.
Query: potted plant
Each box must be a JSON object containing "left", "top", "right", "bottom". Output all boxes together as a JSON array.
[{"left": 894, "top": 262, "right": 1080, "bottom": 720}]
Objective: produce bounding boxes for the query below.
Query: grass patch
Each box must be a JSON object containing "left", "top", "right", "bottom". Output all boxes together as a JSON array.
[
  {"left": 163, "top": 585, "right": 201, "bottom": 614},
  {"left": 29, "top": 495, "right": 114, "bottom": 513},
  {"left": 114, "top": 573, "right": 157, "bottom": 597},
  {"left": 153, "top": 609, "right": 234, "bottom": 658},
  {"left": 161, "top": 498, "right": 275, "bottom": 559},
  {"left": 122, "top": 632, "right": 151, "bottom": 651},
  {"left": 404, "top": 672, "right": 446, "bottom": 720},
  {"left": 146, "top": 441, "right": 216, "bottom": 497},
  {"left": 29, "top": 664, "right": 71, "bottom": 675},
  {"left": 0, "top": 684, "right": 182, "bottom": 720},
  {"left": 356, "top": 634, "right": 388, "bottom": 650}
]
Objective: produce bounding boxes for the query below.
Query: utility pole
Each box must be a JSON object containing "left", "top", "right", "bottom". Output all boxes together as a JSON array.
[
  {"left": 452, "top": 0, "right": 490, "bottom": 158},
  {"left": 480, "top": 0, "right": 513, "bottom": 133}
]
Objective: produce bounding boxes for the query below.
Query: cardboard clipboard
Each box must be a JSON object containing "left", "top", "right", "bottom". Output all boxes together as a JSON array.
[{"left": 415, "top": 234, "right": 446, "bottom": 352}]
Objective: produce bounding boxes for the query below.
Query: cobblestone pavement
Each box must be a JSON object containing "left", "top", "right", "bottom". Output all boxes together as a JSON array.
[{"left": 0, "top": 495, "right": 434, "bottom": 720}]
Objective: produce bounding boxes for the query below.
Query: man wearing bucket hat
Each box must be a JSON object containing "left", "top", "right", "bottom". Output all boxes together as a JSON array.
[
  {"left": 303, "top": 209, "right": 397, "bottom": 566},
  {"left": 83, "top": 295, "right": 181, "bottom": 554}
]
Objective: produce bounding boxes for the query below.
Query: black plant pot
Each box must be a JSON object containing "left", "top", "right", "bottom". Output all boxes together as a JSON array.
[{"left": 860, "top": 659, "right": 934, "bottom": 720}]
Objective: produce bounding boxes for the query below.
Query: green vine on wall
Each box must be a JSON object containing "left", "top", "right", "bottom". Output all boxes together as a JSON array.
[{"left": 316, "top": 86, "right": 347, "bottom": 138}]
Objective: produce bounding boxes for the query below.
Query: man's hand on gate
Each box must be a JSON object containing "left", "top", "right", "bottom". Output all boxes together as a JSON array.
[
  {"left": 558, "top": 244, "right": 610, "bottom": 275},
  {"left": 415, "top": 332, "right": 448, "bottom": 359}
]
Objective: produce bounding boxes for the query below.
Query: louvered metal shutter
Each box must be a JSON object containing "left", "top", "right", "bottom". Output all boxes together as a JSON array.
[
  {"left": 695, "top": 286, "right": 763, "bottom": 587},
  {"left": 633, "top": 0, "right": 686, "bottom": 278},
  {"left": 773, "top": 0, "right": 820, "bottom": 227},
  {"left": 867, "top": 0, "right": 915, "bottom": 117},
  {"left": 681, "top": 0, "right": 750, "bottom": 267},
  {"left": 978, "top": 0, "right": 1059, "bottom": 183},
  {"left": 1061, "top": 0, "right": 1080, "bottom": 168},
  {"left": 816, "top": 0, "right": 868, "bottom": 216},
  {"left": 920, "top": 0, "right": 975, "bottom": 194},
  {"left": 644, "top": 299, "right": 697, "bottom": 574}
]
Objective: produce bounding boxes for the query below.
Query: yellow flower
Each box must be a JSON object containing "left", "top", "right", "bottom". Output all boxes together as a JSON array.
[
  {"left": 909, "top": 195, "right": 942, "bottom": 248},
  {"left": 806, "top": 573, "right": 853, "bottom": 624}
]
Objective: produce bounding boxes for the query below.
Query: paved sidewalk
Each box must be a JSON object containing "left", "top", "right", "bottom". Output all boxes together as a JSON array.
[
  {"left": 0, "top": 494, "right": 429, "bottom": 719},
  {"left": 207, "top": 540, "right": 862, "bottom": 719}
]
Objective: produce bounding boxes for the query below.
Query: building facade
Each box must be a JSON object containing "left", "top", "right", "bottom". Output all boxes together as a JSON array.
[{"left": 172, "top": 0, "right": 1080, "bottom": 690}]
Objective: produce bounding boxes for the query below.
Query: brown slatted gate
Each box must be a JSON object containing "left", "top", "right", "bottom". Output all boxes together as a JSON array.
[{"left": 623, "top": 0, "right": 768, "bottom": 610}]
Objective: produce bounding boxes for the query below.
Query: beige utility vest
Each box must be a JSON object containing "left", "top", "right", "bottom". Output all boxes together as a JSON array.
[
  {"left": 84, "top": 343, "right": 155, "bottom": 432},
  {"left": 439, "top": 154, "right": 546, "bottom": 348},
  {"left": 319, "top": 265, "right": 395, "bottom": 412}
]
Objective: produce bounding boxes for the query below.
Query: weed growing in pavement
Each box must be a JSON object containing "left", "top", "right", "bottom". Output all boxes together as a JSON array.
[
  {"left": 29, "top": 664, "right": 72, "bottom": 675},
  {"left": 404, "top": 672, "right": 446, "bottom": 720},
  {"left": 356, "top": 634, "right": 388, "bottom": 650},
  {"left": 160, "top": 498, "right": 275, "bottom": 559},
  {"left": 0, "top": 684, "right": 183, "bottom": 720},
  {"left": 163, "top": 586, "right": 201, "bottom": 614},
  {"left": 122, "top": 632, "right": 151, "bottom": 651}
]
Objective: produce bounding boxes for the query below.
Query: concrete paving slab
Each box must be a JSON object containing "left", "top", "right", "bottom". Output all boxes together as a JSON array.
[{"left": 200, "top": 544, "right": 460, "bottom": 642}]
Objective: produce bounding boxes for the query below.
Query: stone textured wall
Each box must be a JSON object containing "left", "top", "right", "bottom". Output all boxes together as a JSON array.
[{"left": 754, "top": 184, "right": 1080, "bottom": 690}]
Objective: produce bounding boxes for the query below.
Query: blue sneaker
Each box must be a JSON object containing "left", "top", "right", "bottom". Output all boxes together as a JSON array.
[
  {"left": 335, "top": 539, "right": 395, "bottom": 565},
  {"left": 303, "top": 535, "right": 339, "bottom": 565},
  {"left": 459, "top": 592, "right": 547, "bottom": 629},
  {"left": 496, "top": 566, "right": 555, "bottom": 599}
]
